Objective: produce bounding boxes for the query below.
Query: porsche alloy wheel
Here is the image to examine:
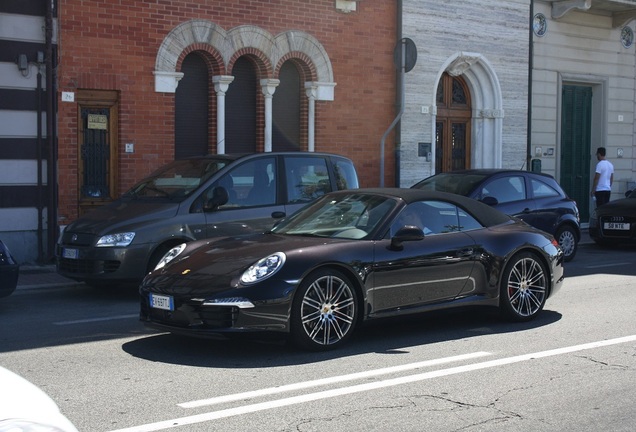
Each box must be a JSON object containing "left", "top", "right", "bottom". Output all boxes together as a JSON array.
[
  {"left": 500, "top": 252, "right": 548, "bottom": 321},
  {"left": 291, "top": 269, "right": 358, "bottom": 351}
]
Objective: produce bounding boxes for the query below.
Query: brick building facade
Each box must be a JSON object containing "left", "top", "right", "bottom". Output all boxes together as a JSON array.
[{"left": 56, "top": 0, "right": 397, "bottom": 225}]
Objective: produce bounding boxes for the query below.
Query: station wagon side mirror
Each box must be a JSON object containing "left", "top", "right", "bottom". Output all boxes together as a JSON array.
[
  {"left": 481, "top": 196, "right": 499, "bottom": 206},
  {"left": 204, "top": 186, "right": 229, "bottom": 211},
  {"left": 390, "top": 225, "right": 425, "bottom": 250}
]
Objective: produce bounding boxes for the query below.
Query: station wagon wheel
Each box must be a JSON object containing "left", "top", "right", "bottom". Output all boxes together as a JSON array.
[
  {"left": 500, "top": 252, "right": 548, "bottom": 322},
  {"left": 556, "top": 225, "right": 577, "bottom": 262},
  {"left": 290, "top": 269, "right": 358, "bottom": 351}
]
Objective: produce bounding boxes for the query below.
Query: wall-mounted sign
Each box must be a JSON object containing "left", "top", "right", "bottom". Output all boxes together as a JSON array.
[
  {"left": 61, "top": 91, "right": 75, "bottom": 102},
  {"left": 87, "top": 114, "right": 108, "bottom": 130}
]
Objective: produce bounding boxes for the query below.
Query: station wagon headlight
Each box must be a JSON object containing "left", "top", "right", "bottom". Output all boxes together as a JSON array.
[
  {"left": 96, "top": 232, "right": 135, "bottom": 247},
  {"left": 154, "top": 243, "right": 187, "bottom": 271},
  {"left": 240, "top": 252, "right": 286, "bottom": 285}
]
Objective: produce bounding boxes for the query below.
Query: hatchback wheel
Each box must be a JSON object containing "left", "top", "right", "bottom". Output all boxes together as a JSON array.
[
  {"left": 556, "top": 225, "right": 577, "bottom": 262},
  {"left": 290, "top": 269, "right": 358, "bottom": 351},
  {"left": 500, "top": 252, "right": 548, "bottom": 321}
]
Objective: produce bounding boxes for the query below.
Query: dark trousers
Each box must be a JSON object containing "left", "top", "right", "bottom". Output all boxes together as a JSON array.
[{"left": 594, "top": 190, "right": 611, "bottom": 207}]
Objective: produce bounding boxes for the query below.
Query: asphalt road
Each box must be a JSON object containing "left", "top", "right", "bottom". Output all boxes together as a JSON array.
[{"left": 2, "top": 240, "right": 636, "bottom": 432}]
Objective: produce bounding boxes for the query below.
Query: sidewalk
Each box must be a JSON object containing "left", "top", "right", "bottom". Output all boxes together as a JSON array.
[
  {"left": 16, "top": 228, "right": 594, "bottom": 290},
  {"left": 17, "top": 265, "right": 83, "bottom": 290}
]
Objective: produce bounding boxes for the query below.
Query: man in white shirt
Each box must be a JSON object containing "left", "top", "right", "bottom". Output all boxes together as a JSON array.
[{"left": 590, "top": 147, "right": 614, "bottom": 207}]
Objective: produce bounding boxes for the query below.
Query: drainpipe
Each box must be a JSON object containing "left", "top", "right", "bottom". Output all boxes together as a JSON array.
[
  {"left": 46, "top": 0, "right": 57, "bottom": 262},
  {"left": 526, "top": 0, "right": 534, "bottom": 171},
  {"left": 37, "top": 63, "right": 44, "bottom": 263},
  {"left": 381, "top": 0, "right": 404, "bottom": 187}
]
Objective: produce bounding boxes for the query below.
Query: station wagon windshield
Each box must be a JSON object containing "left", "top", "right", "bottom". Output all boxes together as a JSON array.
[{"left": 125, "top": 158, "right": 230, "bottom": 200}]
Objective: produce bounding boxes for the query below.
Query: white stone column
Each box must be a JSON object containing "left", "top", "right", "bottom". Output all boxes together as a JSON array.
[
  {"left": 260, "top": 79, "right": 280, "bottom": 152},
  {"left": 305, "top": 83, "right": 318, "bottom": 152},
  {"left": 213, "top": 75, "right": 234, "bottom": 154}
]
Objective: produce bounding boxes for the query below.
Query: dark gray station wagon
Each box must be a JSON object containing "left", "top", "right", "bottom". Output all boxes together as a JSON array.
[{"left": 57, "top": 152, "right": 358, "bottom": 286}]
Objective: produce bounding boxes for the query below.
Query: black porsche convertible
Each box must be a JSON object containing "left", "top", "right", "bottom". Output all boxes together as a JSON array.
[{"left": 140, "top": 188, "right": 564, "bottom": 351}]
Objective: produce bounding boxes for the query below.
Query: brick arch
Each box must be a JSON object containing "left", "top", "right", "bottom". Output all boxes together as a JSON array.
[
  {"left": 227, "top": 48, "right": 272, "bottom": 79},
  {"left": 275, "top": 52, "right": 317, "bottom": 82},
  {"left": 155, "top": 20, "right": 230, "bottom": 71},
  {"left": 176, "top": 45, "right": 225, "bottom": 76},
  {"left": 274, "top": 31, "right": 332, "bottom": 83},
  {"left": 154, "top": 20, "right": 334, "bottom": 93}
]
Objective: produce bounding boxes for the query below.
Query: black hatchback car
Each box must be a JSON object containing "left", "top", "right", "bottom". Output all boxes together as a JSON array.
[
  {"left": 412, "top": 169, "right": 580, "bottom": 261},
  {"left": 589, "top": 189, "right": 636, "bottom": 245}
]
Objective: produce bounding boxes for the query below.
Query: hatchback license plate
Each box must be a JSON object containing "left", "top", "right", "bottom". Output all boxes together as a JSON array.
[
  {"left": 150, "top": 294, "right": 174, "bottom": 311},
  {"left": 62, "top": 248, "right": 79, "bottom": 259},
  {"left": 604, "top": 222, "right": 630, "bottom": 230}
]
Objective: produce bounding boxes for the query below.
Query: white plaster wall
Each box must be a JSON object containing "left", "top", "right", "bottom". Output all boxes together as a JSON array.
[
  {"left": 400, "top": 0, "right": 531, "bottom": 186},
  {"left": 532, "top": 1, "right": 636, "bottom": 205}
]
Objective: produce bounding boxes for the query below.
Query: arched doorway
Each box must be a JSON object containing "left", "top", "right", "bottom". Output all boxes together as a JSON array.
[{"left": 435, "top": 73, "right": 472, "bottom": 172}]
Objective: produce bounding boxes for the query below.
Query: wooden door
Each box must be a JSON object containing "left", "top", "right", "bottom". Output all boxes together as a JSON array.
[
  {"left": 76, "top": 90, "right": 118, "bottom": 215},
  {"left": 435, "top": 73, "right": 472, "bottom": 172}
]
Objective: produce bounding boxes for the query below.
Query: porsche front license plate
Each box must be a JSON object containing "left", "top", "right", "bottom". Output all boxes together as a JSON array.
[
  {"left": 150, "top": 293, "right": 174, "bottom": 311},
  {"left": 604, "top": 222, "right": 629, "bottom": 230}
]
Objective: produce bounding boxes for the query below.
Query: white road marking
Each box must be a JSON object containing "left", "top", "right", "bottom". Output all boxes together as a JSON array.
[
  {"left": 107, "top": 335, "right": 636, "bottom": 432},
  {"left": 179, "top": 351, "right": 492, "bottom": 408},
  {"left": 53, "top": 314, "right": 138, "bottom": 325},
  {"left": 586, "top": 262, "right": 631, "bottom": 269}
]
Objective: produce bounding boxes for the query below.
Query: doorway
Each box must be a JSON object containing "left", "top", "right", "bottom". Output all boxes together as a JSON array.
[
  {"left": 76, "top": 90, "right": 119, "bottom": 216},
  {"left": 560, "top": 85, "right": 592, "bottom": 221},
  {"left": 435, "top": 73, "right": 472, "bottom": 172}
]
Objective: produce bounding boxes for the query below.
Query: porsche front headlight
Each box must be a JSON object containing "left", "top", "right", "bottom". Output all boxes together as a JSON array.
[
  {"left": 96, "top": 232, "right": 135, "bottom": 247},
  {"left": 240, "top": 252, "right": 286, "bottom": 285},
  {"left": 154, "top": 243, "right": 187, "bottom": 271}
]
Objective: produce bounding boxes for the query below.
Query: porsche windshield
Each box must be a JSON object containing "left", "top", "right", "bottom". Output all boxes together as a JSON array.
[
  {"left": 272, "top": 193, "right": 397, "bottom": 239},
  {"left": 124, "top": 158, "right": 230, "bottom": 200}
]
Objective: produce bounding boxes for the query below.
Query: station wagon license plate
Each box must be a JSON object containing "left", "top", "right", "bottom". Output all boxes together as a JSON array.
[
  {"left": 149, "top": 293, "right": 174, "bottom": 311},
  {"left": 62, "top": 248, "right": 79, "bottom": 259},
  {"left": 604, "top": 222, "right": 630, "bottom": 230}
]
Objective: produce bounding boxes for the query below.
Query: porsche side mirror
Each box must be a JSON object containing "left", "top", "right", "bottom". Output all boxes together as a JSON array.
[{"left": 390, "top": 225, "right": 424, "bottom": 250}]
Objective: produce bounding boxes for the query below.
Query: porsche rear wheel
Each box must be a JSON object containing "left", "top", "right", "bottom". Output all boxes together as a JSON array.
[
  {"left": 500, "top": 252, "right": 548, "bottom": 321},
  {"left": 290, "top": 269, "right": 358, "bottom": 351}
]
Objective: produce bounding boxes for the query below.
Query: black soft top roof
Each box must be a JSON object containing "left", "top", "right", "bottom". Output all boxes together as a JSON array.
[{"left": 343, "top": 188, "right": 513, "bottom": 228}]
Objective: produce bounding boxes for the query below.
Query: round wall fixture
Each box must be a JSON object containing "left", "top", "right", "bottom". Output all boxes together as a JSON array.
[
  {"left": 533, "top": 13, "right": 547, "bottom": 37},
  {"left": 621, "top": 26, "right": 634, "bottom": 48}
]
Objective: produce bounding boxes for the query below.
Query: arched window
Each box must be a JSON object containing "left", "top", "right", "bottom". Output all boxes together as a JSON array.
[
  {"left": 273, "top": 61, "right": 301, "bottom": 151},
  {"left": 175, "top": 53, "right": 209, "bottom": 159},
  {"left": 226, "top": 57, "right": 257, "bottom": 153}
]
